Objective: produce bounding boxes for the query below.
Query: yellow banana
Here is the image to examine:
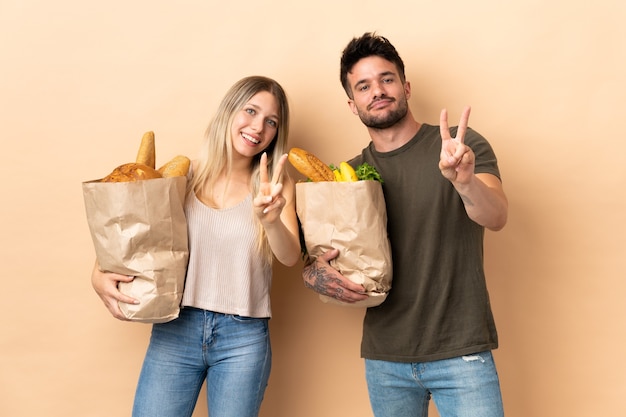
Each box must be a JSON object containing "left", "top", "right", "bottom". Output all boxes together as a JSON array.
[
  {"left": 339, "top": 161, "right": 358, "bottom": 182},
  {"left": 333, "top": 169, "right": 343, "bottom": 182}
]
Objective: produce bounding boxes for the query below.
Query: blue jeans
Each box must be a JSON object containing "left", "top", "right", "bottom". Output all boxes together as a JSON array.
[
  {"left": 365, "top": 351, "right": 504, "bottom": 417},
  {"left": 132, "top": 307, "right": 271, "bottom": 417}
]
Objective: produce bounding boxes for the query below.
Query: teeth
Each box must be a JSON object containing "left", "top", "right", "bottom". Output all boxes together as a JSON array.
[{"left": 242, "top": 133, "right": 259, "bottom": 144}]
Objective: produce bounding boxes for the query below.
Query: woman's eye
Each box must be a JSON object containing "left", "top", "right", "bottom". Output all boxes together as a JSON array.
[
  {"left": 246, "top": 108, "right": 256, "bottom": 115},
  {"left": 267, "top": 119, "right": 277, "bottom": 128}
]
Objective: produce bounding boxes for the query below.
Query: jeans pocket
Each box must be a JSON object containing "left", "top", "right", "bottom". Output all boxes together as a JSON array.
[{"left": 229, "top": 314, "right": 268, "bottom": 323}]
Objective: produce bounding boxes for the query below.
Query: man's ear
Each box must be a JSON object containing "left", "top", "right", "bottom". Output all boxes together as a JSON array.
[
  {"left": 347, "top": 99, "right": 358, "bottom": 115},
  {"left": 404, "top": 81, "right": 411, "bottom": 100}
]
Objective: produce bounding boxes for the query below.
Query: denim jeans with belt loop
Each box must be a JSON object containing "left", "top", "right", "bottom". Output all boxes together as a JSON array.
[
  {"left": 132, "top": 307, "right": 271, "bottom": 417},
  {"left": 365, "top": 351, "right": 504, "bottom": 417}
]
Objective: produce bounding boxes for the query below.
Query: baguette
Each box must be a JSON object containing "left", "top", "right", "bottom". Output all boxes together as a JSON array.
[
  {"left": 288, "top": 147, "right": 335, "bottom": 182},
  {"left": 135, "top": 131, "right": 156, "bottom": 169}
]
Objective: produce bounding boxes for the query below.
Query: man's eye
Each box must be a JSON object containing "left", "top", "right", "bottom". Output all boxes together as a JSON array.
[{"left": 359, "top": 85, "right": 369, "bottom": 91}]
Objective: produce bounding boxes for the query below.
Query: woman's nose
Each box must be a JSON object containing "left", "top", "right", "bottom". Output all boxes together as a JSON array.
[{"left": 250, "top": 116, "right": 264, "bottom": 132}]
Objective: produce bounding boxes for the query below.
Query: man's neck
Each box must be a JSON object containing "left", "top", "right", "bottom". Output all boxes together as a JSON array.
[{"left": 368, "top": 110, "right": 421, "bottom": 153}]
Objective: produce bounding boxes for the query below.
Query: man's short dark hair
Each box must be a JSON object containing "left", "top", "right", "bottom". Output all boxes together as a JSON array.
[{"left": 340, "top": 32, "right": 406, "bottom": 99}]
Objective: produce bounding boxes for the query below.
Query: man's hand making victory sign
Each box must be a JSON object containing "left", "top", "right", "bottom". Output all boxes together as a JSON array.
[
  {"left": 439, "top": 106, "right": 475, "bottom": 185},
  {"left": 438, "top": 106, "right": 508, "bottom": 230}
]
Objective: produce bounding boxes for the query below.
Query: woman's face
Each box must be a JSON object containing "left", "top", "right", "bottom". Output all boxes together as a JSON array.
[{"left": 230, "top": 90, "right": 280, "bottom": 159}]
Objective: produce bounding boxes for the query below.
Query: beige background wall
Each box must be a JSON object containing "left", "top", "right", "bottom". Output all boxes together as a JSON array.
[{"left": 1, "top": 1, "right": 624, "bottom": 416}]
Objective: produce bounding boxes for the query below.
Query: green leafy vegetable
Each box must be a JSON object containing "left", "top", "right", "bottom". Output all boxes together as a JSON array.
[{"left": 355, "top": 162, "right": 384, "bottom": 183}]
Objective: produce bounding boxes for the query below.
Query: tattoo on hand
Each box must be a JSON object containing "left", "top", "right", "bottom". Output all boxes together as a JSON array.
[
  {"left": 459, "top": 193, "right": 474, "bottom": 207},
  {"left": 304, "top": 262, "right": 342, "bottom": 296}
]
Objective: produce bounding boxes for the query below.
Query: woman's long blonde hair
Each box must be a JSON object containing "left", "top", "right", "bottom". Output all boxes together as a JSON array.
[{"left": 189, "top": 76, "right": 291, "bottom": 264}]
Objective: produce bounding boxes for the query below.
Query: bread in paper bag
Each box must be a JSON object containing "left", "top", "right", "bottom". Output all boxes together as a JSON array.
[
  {"left": 83, "top": 131, "right": 190, "bottom": 323},
  {"left": 83, "top": 176, "right": 189, "bottom": 323},
  {"left": 296, "top": 180, "right": 392, "bottom": 308}
]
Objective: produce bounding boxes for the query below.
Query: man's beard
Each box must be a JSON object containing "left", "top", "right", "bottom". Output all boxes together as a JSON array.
[{"left": 357, "top": 97, "right": 409, "bottom": 129}]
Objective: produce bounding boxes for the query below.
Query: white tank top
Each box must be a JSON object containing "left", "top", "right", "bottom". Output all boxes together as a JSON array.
[{"left": 181, "top": 193, "right": 272, "bottom": 318}]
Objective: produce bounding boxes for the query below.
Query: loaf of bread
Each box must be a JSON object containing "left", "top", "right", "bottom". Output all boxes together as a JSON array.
[
  {"left": 158, "top": 155, "right": 191, "bottom": 178},
  {"left": 288, "top": 147, "right": 335, "bottom": 182},
  {"left": 136, "top": 131, "right": 156, "bottom": 169},
  {"left": 101, "top": 163, "right": 162, "bottom": 183},
  {"left": 99, "top": 131, "right": 190, "bottom": 182}
]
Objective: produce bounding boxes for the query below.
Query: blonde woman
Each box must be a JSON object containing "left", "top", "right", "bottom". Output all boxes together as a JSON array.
[{"left": 91, "top": 76, "right": 300, "bottom": 417}]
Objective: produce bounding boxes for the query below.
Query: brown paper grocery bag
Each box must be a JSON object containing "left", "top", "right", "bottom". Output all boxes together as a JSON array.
[
  {"left": 82, "top": 176, "right": 189, "bottom": 323},
  {"left": 296, "top": 180, "right": 392, "bottom": 308}
]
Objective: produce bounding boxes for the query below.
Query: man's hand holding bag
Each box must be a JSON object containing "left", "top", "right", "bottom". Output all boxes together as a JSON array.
[{"left": 289, "top": 148, "right": 392, "bottom": 308}]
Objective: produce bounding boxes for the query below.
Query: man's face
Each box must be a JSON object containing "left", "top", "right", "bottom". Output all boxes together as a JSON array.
[{"left": 346, "top": 56, "right": 411, "bottom": 129}]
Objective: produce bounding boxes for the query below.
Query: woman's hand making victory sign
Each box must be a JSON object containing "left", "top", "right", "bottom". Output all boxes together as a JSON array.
[
  {"left": 254, "top": 152, "right": 288, "bottom": 224},
  {"left": 439, "top": 106, "right": 475, "bottom": 185},
  {"left": 253, "top": 151, "right": 301, "bottom": 267}
]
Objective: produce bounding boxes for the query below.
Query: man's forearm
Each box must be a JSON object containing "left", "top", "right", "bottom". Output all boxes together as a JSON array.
[{"left": 454, "top": 173, "right": 508, "bottom": 231}]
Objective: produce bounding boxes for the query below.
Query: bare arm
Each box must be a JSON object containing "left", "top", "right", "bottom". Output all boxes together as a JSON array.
[
  {"left": 439, "top": 107, "right": 508, "bottom": 231},
  {"left": 254, "top": 153, "right": 301, "bottom": 266},
  {"left": 91, "top": 261, "right": 138, "bottom": 321},
  {"left": 452, "top": 172, "right": 508, "bottom": 231}
]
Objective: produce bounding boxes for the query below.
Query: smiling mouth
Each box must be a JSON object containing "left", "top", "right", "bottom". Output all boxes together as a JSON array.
[{"left": 241, "top": 132, "right": 260, "bottom": 144}]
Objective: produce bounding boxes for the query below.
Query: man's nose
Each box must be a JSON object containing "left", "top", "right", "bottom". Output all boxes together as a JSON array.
[{"left": 371, "top": 81, "right": 386, "bottom": 98}]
